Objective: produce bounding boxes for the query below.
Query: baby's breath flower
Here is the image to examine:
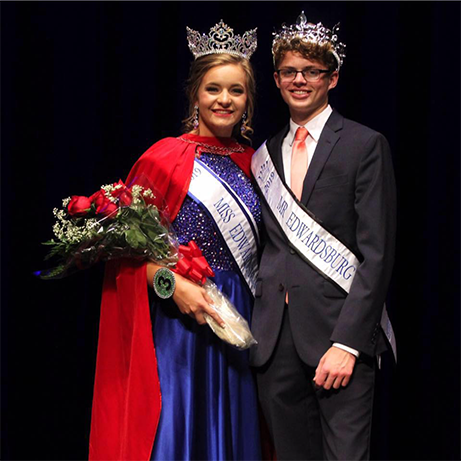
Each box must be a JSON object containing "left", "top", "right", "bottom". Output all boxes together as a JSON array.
[
  {"left": 131, "top": 185, "right": 143, "bottom": 204},
  {"left": 101, "top": 184, "right": 121, "bottom": 203},
  {"left": 52, "top": 222, "right": 64, "bottom": 239},
  {"left": 132, "top": 185, "right": 143, "bottom": 197},
  {"left": 101, "top": 185, "right": 114, "bottom": 193},
  {"left": 85, "top": 218, "right": 100, "bottom": 232},
  {"left": 101, "top": 185, "right": 118, "bottom": 203}
]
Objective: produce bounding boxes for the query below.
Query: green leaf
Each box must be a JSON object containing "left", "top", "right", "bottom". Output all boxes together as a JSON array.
[{"left": 124, "top": 228, "right": 148, "bottom": 248}]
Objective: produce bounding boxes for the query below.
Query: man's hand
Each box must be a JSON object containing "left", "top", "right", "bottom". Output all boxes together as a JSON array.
[{"left": 313, "top": 347, "right": 357, "bottom": 390}]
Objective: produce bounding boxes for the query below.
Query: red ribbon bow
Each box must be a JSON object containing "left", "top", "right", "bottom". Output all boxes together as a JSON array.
[{"left": 173, "top": 241, "right": 215, "bottom": 285}]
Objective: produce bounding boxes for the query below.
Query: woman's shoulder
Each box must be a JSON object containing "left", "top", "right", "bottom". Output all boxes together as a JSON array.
[
  {"left": 133, "top": 137, "right": 194, "bottom": 167},
  {"left": 230, "top": 143, "right": 254, "bottom": 178},
  {"left": 242, "top": 144, "right": 255, "bottom": 155},
  {"left": 140, "top": 136, "right": 188, "bottom": 156},
  {"left": 126, "top": 136, "right": 196, "bottom": 184}
]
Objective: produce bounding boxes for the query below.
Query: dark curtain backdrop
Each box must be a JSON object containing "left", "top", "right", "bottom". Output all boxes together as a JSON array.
[{"left": 2, "top": 2, "right": 460, "bottom": 460}]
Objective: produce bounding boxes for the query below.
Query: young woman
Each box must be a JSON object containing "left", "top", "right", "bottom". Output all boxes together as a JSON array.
[{"left": 89, "top": 21, "right": 262, "bottom": 461}]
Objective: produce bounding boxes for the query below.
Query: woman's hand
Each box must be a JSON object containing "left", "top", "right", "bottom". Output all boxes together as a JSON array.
[
  {"left": 147, "top": 262, "right": 225, "bottom": 327},
  {"left": 172, "top": 275, "right": 225, "bottom": 327}
]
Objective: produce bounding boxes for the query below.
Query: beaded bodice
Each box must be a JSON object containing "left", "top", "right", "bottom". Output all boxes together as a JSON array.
[{"left": 172, "top": 153, "right": 261, "bottom": 271}]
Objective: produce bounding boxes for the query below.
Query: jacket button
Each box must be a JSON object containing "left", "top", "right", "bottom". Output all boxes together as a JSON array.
[
  {"left": 278, "top": 284, "right": 285, "bottom": 292},
  {"left": 290, "top": 249, "right": 296, "bottom": 255}
]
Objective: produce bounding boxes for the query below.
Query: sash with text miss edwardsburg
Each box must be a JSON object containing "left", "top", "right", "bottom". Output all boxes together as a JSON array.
[
  {"left": 187, "top": 158, "right": 259, "bottom": 296},
  {"left": 251, "top": 142, "right": 396, "bottom": 360}
]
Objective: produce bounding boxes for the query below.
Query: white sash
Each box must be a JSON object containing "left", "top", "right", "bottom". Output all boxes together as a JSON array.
[
  {"left": 188, "top": 158, "right": 259, "bottom": 296},
  {"left": 251, "top": 142, "right": 396, "bottom": 360}
]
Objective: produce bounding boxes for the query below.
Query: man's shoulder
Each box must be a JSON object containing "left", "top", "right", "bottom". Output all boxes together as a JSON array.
[
  {"left": 343, "top": 118, "right": 380, "bottom": 135},
  {"left": 325, "top": 110, "right": 372, "bottom": 133},
  {"left": 330, "top": 113, "right": 392, "bottom": 162},
  {"left": 333, "top": 111, "right": 387, "bottom": 143}
]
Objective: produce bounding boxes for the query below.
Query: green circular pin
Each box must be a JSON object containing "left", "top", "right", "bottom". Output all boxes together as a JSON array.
[{"left": 153, "top": 268, "right": 176, "bottom": 299}]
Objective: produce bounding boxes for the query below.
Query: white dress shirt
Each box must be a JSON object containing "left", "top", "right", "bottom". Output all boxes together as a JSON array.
[{"left": 282, "top": 105, "right": 333, "bottom": 188}]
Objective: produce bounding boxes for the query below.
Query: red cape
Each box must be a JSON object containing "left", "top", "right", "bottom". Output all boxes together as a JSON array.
[{"left": 89, "top": 135, "right": 254, "bottom": 460}]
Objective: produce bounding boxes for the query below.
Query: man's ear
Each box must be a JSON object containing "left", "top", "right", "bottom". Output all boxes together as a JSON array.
[
  {"left": 274, "top": 71, "right": 281, "bottom": 89},
  {"left": 328, "top": 71, "right": 339, "bottom": 91}
]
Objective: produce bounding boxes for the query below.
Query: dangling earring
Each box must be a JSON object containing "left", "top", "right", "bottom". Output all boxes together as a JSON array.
[
  {"left": 193, "top": 105, "right": 199, "bottom": 130},
  {"left": 241, "top": 111, "right": 247, "bottom": 134}
]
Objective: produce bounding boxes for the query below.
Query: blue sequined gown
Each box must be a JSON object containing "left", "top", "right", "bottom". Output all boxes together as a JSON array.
[{"left": 150, "top": 153, "right": 262, "bottom": 461}]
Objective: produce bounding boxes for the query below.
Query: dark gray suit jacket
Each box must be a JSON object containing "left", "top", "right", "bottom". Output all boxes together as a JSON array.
[{"left": 250, "top": 110, "right": 397, "bottom": 368}]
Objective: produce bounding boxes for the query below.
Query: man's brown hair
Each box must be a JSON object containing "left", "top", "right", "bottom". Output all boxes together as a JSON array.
[{"left": 273, "top": 38, "right": 338, "bottom": 72}]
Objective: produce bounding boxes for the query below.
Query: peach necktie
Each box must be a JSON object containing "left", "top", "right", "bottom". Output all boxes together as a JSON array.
[
  {"left": 291, "top": 127, "right": 309, "bottom": 200},
  {"left": 286, "top": 127, "right": 309, "bottom": 304}
]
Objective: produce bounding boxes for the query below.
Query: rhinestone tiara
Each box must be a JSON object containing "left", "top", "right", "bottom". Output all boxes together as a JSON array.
[
  {"left": 272, "top": 11, "right": 346, "bottom": 69},
  {"left": 186, "top": 20, "right": 257, "bottom": 60}
]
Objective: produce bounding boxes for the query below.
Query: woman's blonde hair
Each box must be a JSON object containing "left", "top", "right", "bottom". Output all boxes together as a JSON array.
[{"left": 182, "top": 54, "right": 256, "bottom": 142}]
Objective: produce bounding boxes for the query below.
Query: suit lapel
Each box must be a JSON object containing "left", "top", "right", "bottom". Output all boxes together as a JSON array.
[
  {"left": 266, "top": 124, "right": 290, "bottom": 182},
  {"left": 301, "top": 111, "right": 343, "bottom": 204}
]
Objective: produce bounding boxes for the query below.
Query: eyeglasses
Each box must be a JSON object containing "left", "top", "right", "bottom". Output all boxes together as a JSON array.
[{"left": 276, "top": 68, "right": 331, "bottom": 83}]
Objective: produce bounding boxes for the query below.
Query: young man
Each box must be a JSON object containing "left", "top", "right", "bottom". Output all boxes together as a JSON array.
[{"left": 250, "top": 12, "right": 397, "bottom": 460}]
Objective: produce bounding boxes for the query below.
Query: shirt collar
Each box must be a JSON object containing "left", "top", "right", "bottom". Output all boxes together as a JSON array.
[{"left": 288, "top": 105, "right": 333, "bottom": 146}]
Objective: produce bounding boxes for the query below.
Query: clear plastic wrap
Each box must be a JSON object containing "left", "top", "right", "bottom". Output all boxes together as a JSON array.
[{"left": 202, "top": 279, "right": 257, "bottom": 350}]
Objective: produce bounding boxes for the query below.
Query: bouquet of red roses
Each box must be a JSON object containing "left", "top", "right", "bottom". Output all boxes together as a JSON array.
[{"left": 36, "top": 180, "right": 179, "bottom": 279}]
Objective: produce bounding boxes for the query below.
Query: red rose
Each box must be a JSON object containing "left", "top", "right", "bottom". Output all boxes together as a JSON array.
[
  {"left": 118, "top": 190, "right": 133, "bottom": 207},
  {"left": 89, "top": 190, "right": 118, "bottom": 217},
  {"left": 68, "top": 196, "right": 92, "bottom": 217},
  {"left": 110, "top": 180, "right": 126, "bottom": 198},
  {"left": 110, "top": 180, "right": 133, "bottom": 207},
  {"left": 96, "top": 200, "right": 118, "bottom": 217},
  {"left": 89, "top": 190, "right": 106, "bottom": 209}
]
